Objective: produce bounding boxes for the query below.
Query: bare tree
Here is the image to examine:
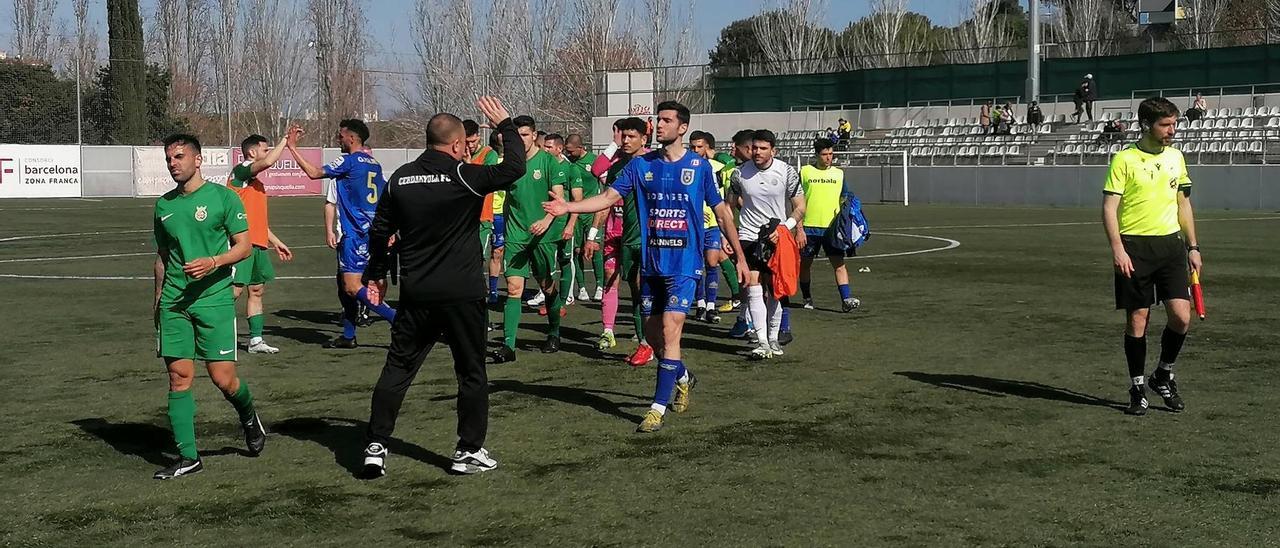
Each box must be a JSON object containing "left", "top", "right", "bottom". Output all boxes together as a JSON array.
[
  {"left": 947, "top": 0, "right": 1013, "bottom": 64},
  {"left": 152, "top": 0, "right": 212, "bottom": 113},
  {"left": 1175, "top": 0, "right": 1228, "bottom": 49},
  {"left": 240, "top": 0, "right": 311, "bottom": 137},
  {"left": 1271, "top": 0, "right": 1280, "bottom": 43},
  {"left": 209, "top": 0, "right": 240, "bottom": 145},
  {"left": 844, "top": 0, "right": 927, "bottom": 69},
  {"left": 71, "top": 0, "right": 98, "bottom": 83},
  {"left": 11, "top": 0, "right": 58, "bottom": 63},
  {"left": 1047, "top": 0, "right": 1122, "bottom": 58},
  {"left": 307, "top": 0, "right": 369, "bottom": 132},
  {"left": 751, "top": 0, "right": 836, "bottom": 75}
]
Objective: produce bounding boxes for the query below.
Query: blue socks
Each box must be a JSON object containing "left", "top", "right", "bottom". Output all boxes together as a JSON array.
[
  {"left": 654, "top": 358, "right": 686, "bottom": 407},
  {"left": 356, "top": 287, "right": 397, "bottom": 322},
  {"left": 705, "top": 267, "right": 719, "bottom": 304},
  {"left": 780, "top": 305, "right": 791, "bottom": 332},
  {"left": 342, "top": 318, "right": 357, "bottom": 339},
  {"left": 838, "top": 283, "right": 851, "bottom": 300},
  {"left": 488, "top": 276, "right": 499, "bottom": 296},
  {"left": 800, "top": 281, "right": 812, "bottom": 299}
]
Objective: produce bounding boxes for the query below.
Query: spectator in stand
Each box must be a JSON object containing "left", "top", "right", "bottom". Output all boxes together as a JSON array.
[
  {"left": 825, "top": 127, "right": 839, "bottom": 142},
  {"left": 991, "top": 105, "right": 1007, "bottom": 135},
  {"left": 1081, "top": 74, "right": 1097, "bottom": 122},
  {"left": 1185, "top": 93, "right": 1207, "bottom": 122},
  {"left": 980, "top": 100, "right": 993, "bottom": 134},
  {"left": 1100, "top": 119, "right": 1127, "bottom": 143},
  {"left": 1073, "top": 85, "right": 1086, "bottom": 124},
  {"left": 836, "top": 118, "right": 852, "bottom": 150},
  {"left": 1003, "top": 101, "right": 1018, "bottom": 125},
  {"left": 1027, "top": 101, "right": 1044, "bottom": 129}
]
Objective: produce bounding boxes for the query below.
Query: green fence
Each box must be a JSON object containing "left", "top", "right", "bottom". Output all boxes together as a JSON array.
[{"left": 711, "top": 44, "right": 1280, "bottom": 112}]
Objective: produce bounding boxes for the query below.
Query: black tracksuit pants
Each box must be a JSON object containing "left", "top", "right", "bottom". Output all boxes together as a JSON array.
[{"left": 366, "top": 299, "right": 488, "bottom": 452}]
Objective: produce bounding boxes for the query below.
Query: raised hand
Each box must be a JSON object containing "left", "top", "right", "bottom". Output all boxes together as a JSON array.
[{"left": 476, "top": 96, "right": 511, "bottom": 126}]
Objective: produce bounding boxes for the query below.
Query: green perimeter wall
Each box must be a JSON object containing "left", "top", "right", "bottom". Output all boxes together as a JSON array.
[{"left": 712, "top": 44, "right": 1280, "bottom": 112}]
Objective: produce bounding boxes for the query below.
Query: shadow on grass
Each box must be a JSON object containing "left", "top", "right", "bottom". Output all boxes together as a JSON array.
[
  {"left": 71, "top": 418, "right": 249, "bottom": 467},
  {"left": 894, "top": 372, "right": 1125, "bottom": 411},
  {"left": 261, "top": 325, "right": 335, "bottom": 346},
  {"left": 427, "top": 380, "right": 646, "bottom": 423},
  {"left": 272, "top": 416, "right": 452, "bottom": 477},
  {"left": 274, "top": 308, "right": 340, "bottom": 326}
]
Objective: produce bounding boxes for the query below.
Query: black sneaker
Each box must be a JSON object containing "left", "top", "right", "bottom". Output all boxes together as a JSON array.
[
  {"left": 778, "top": 330, "right": 794, "bottom": 346},
  {"left": 488, "top": 346, "right": 516, "bottom": 364},
  {"left": 243, "top": 412, "right": 266, "bottom": 456},
  {"left": 326, "top": 335, "right": 357, "bottom": 349},
  {"left": 1125, "top": 385, "right": 1149, "bottom": 416},
  {"left": 1148, "top": 374, "right": 1184, "bottom": 412},
  {"left": 541, "top": 335, "right": 560, "bottom": 354},
  {"left": 703, "top": 309, "right": 721, "bottom": 324},
  {"left": 362, "top": 443, "right": 387, "bottom": 479},
  {"left": 153, "top": 458, "right": 203, "bottom": 480}
]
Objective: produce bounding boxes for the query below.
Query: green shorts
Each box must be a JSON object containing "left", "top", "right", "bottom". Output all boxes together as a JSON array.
[
  {"left": 621, "top": 243, "right": 641, "bottom": 278},
  {"left": 157, "top": 304, "right": 238, "bottom": 362},
  {"left": 504, "top": 240, "right": 564, "bottom": 283},
  {"left": 479, "top": 221, "right": 494, "bottom": 259},
  {"left": 232, "top": 246, "right": 275, "bottom": 286}
]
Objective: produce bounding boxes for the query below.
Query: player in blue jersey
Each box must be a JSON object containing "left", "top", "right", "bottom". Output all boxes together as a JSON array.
[
  {"left": 544, "top": 101, "right": 749, "bottom": 433},
  {"left": 290, "top": 119, "right": 397, "bottom": 348}
]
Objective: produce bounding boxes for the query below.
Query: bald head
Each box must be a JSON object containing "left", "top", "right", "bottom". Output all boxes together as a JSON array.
[
  {"left": 427, "top": 113, "right": 465, "bottom": 146},
  {"left": 426, "top": 112, "right": 467, "bottom": 160}
]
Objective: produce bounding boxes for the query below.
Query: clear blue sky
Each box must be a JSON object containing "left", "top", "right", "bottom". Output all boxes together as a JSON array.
[{"left": 2, "top": 0, "right": 983, "bottom": 65}]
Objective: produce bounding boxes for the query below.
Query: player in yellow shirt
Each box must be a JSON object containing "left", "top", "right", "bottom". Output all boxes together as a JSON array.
[
  {"left": 799, "top": 138, "right": 859, "bottom": 313},
  {"left": 1102, "top": 96, "right": 1201, "bottom": 416}
]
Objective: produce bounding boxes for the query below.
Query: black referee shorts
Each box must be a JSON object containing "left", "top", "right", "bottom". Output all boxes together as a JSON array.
[
  {"left": 1114, "top": 234, "right": 1190, "bottom": 311},
  {"left": 743, "top": 240, "right": 770, "bottom": 272}
]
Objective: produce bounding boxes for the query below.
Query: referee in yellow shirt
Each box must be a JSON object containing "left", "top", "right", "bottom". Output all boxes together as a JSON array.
[{"left": 1102, "top": 96, "right": 1202, "bottom": 416}]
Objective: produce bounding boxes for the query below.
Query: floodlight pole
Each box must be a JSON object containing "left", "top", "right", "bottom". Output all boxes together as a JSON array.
[{"left": 1026, "top": 0, "right": 1041, "bottom": 106}]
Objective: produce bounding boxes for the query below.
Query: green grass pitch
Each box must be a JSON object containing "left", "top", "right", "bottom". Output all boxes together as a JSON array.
[{"left": 1, "top": 197, "right": 1277, "bottom": 545}]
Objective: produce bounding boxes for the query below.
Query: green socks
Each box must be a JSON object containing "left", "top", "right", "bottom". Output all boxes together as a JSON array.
[
  {"left": 720, "top": 259, "right": 740, "bottom": 295},
  {"left": 592, "top": 252, "right": 605, "bottom": 289},
  {"left": 503, "top": 295, "right": 521, "bottom": 349},
  {"left": 631, "top": 290, "right": 645, "bottom": 340},
  {"left": 222, "top": 382, "right": 256, "bottom": 423},
  {"left": 548, "top": 290, "right": 564, "bottom": 337},
  {"left": 247, "top": 314, "right": 264, "bottom": 339},
  {"left": 167, "top": 390, "right": 198, "bottom": 460}
]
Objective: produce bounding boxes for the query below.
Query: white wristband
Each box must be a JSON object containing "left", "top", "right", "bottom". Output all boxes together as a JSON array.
[
  {"left": 588, "top": 227, "right": 600, "bottom": 241},
  {"left": 783, "top": 218, "right": 798, "bottom": 230}
]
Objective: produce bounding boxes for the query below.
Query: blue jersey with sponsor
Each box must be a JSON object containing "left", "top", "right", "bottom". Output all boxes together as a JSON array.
[
  {"left": 324, "top": 150, "right": 385, "bottom": 240},
  {"left": 611, "top": 149, "right": 722, "bottom": 278}
]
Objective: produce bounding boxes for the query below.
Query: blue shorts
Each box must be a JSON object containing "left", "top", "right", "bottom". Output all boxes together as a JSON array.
[
  {"left": 640, "top": 275, "right": 698, "bottom": 315},
  {"left": 702, "top": 227, "right": 722, "bottom": 251},
  {"left": 492, "top": 214, "right": 506, "bottom": 249},
  {"left": 338, "top": 236, "right": 370, "bottom": 273},
  {"left": 801, "top": 228, "right": 849, "bottom": 258}
]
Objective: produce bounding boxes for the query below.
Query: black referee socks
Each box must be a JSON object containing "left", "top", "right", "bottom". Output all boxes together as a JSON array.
[
  {"left": 1124, "top": 335, "right": 1146, "bottom": 384},
  {"left": 1159, "top": 326, "right": 1188, "bottom": 373}
]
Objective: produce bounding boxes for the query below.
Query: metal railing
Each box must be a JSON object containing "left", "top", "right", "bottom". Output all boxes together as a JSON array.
[{"left": 1129, "top": 82, "right": 1280, "bottom": 112}]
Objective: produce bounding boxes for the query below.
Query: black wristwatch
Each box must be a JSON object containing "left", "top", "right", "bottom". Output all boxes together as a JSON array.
[{"left": 1187, "top": 245, "right": 1201, "bottom": 252}]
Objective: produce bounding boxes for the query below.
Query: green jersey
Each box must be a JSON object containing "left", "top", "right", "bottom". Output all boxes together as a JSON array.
[
  {"left": 606, "top": 155, "right": 642, "bottom": 247},
  {"left": 153, "top": 181, "right": 249, "bottom": 308},
  {"left": 503, "top": 150, "right": 568, "bottom": 245},
  {"left": 568, "top": 156, "right": 599, "bottom": 224}
]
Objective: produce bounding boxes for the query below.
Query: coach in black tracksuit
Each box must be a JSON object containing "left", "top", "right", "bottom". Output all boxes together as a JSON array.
[{"left": 359, "top": 97, "right": 524, "bottom": 477}]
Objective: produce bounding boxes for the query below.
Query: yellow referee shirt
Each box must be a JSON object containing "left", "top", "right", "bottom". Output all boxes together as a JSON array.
[{"left": 1103, "top": 145, "right": 1191, "bottom": 236}]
